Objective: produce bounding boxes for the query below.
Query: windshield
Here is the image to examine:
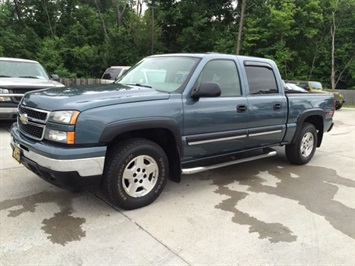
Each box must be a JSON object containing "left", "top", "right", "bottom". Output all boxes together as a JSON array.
[
  {"left": 0, "top": 60, "right": 49, "bottom": 80},
  {"left": 116, "top": 56, "right": 199, "bottom": 92},
  {"left": 102, "top": 68, "right": 122, "bottom": 80},
  {"left": 309, "top": 81, "right": 323, "bottom": 90}
]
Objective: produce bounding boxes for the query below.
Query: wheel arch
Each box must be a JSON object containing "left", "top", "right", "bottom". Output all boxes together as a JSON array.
[
  {"left": 99, "top": 118, "right": 182, "bottom": 182},
  {"left": 292, "top": 110, "right": 325, "bottom": 147}
]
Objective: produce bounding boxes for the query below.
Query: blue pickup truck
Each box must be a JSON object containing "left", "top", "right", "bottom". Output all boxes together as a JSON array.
[{"left": 10, "top": 53, "right": 335, "bottom": 209}]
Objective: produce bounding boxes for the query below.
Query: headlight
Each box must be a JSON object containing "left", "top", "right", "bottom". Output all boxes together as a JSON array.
[
  {"left": 0, "top": 88, "right": 11, "bottom": 101},
  {"left": 48, "top": 110, "right": 80, "bottom": 124},
  {"left": 45, "top": 129, "right": 75, "bottom": 144}
]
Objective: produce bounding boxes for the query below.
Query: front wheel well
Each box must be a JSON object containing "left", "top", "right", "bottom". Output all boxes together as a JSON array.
[{"left": 106, "top": 129, "right": 181, "bottom": 182}]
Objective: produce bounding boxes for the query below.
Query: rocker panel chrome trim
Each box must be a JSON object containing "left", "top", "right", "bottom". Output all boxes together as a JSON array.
[
  {"left": 188, "top": 135, "right": 247, "bottom": 146},
  {"left": 182, "top": 150, "right": 277, "bottom": 175}
]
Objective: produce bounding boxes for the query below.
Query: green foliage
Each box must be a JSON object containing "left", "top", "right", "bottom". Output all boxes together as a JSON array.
[
  {"left": 0, "top": 0, "right": 353, "bottom": 90},
  {"left": 37, "top": 37, "right": 75, "bottom": 77}
]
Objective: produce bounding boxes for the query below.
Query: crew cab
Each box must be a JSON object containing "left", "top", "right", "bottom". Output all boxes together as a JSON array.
[
  {"left": 0, "top": 57, "right": 64, "bottom": 120},
  {"left": 10, "top": 53, "right": 335, "bottom": 209}
]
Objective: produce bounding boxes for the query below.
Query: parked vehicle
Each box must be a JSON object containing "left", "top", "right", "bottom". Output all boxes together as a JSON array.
[
  {"left": 284, "top": 82, "right": 308, "bottom": 93},
  {"left": 286, "top": 80, "right": 345, "bottom": 110},
  {"left": 100, "top": 66, "right": 130, "bottom": 84},
  {"left": 10, "top": 53, "right": 335, "bottom": 209},
  {"left": 0, "top": 57, "right": 64, "bottom": 120}
]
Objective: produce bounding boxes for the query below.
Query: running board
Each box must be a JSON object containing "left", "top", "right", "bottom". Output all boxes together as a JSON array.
[{"left": 181, "top": 149, "right": 277, "bottom": 175}]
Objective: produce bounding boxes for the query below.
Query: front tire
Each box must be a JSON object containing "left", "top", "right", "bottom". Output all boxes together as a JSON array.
[
  {"left": 102, "top": 138, "right": 169, "bottom": 210},
  {"left": 285, "top": 123, "right": 317, "bottom": 165}
]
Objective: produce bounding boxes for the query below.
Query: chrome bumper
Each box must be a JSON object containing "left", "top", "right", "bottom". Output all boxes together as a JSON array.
[{"left": 11, "top": 124, "right": 106, "bottom": 177}]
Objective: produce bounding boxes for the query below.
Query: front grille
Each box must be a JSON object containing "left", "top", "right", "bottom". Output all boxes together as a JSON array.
[
  {"left": 18, "top": 105, "right": 48, "bottom": 122},
  {"left": 19, "top": 121, "right": 44, "bottom": 140},
  {"left": 11, "top": 96, "right": 22, "bottom": 104},
  {"left": 18, "top": 105, "right": 49, "bottom": 140},
  {"left": 10, "top": 89, "right": 39, "bottom": 104}
]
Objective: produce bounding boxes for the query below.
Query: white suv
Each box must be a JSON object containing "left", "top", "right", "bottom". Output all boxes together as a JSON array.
[
  {"left": 0, "top": 57, "right": 64, "bottom": 120},
  {"left": 100, "top": 66, "right": 130, "bottom": 84}
]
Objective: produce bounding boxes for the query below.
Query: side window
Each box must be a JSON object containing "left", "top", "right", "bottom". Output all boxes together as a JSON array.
[
  {"left": 245, "top": 65, "right": 278, "bottom": 94},
  {"left": 197, "top": 60, "right": 241, "bottom": 96}
]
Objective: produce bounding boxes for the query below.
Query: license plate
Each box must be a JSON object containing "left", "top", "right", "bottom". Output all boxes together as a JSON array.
[{"left": 12, "top": 146, "right": 21, "bottom": 163}]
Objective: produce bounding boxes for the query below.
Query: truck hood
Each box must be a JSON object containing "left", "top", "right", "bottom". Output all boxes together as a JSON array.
[
  {"left": 0, "top": 77, "right": 64, "bottom": 88},
  {"left": 21, "top": 83, "right": 170, "bottom": 111}
]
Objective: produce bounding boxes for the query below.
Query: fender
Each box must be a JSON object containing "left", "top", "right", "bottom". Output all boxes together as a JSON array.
[
  {"left": 99, "top": 117, "right": 183, "bottom": 154},
  {"left": 291, "top": 109, "right": 325, "bottom": 146}
]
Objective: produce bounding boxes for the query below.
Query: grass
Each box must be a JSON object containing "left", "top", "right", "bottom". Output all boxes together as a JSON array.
[{"left": 343, "top": 104, "right": 355, "bottom": 108}]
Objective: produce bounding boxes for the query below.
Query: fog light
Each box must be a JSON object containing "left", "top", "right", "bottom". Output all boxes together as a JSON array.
[{"left": 45, "top": 129, "right": 75, "bottom": 144}]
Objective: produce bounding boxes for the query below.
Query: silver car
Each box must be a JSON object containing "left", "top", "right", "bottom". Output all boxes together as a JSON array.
[{"left": 0, "top": 57, "right": 64, "bottom": 120}]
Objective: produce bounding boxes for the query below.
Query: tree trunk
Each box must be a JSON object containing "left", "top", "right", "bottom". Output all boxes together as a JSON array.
[
  {"left": 42, "top": 0, "right": 54, "bottom": 37},
  {"left": 151, "top": 0, "right": 155, "bottom": 54},
  {"left": 113, "top": 0, "right": 126, "bottom": 28},
  {"left": 236, "top": 0, "right": 246, "bottom": 55},
  {"left": 331, "top": 11, "right": 336, "bottom": 91},
  {"left": 13, "top": 0, "right": 22, "bottom": 23},
  {"left": 94, "top": 0, "right": 109, "bottom": 39}
]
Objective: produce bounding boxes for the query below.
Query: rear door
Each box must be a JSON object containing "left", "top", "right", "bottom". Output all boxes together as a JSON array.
[{"left": 243, "top": 61, "right": 287, "bottom": 148}]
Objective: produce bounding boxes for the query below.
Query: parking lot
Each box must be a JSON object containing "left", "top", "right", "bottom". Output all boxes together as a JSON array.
[{"left": 1, "top": 109, "right": 354, "bottom": 265}]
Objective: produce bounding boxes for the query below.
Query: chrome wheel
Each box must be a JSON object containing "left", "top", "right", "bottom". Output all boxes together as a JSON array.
[
  {"left": 122, "top": 155, "right": 159, "bottom": 198},
  {"left": 103, "top": 138, "right": 168, "bottom": 209},
  {"left": 300, "top": 132, "right": 314, "bottom": 157},
  {"left": 285, "top": 123, "right": 317, "bottom": 165}
]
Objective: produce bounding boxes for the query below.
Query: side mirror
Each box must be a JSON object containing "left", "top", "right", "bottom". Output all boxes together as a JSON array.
[
  {"left": 191, "top": 82, "right": 221, "bottom": 99},
  {"left": 51, "top": 74, "right": 60, "bottom": 82}
]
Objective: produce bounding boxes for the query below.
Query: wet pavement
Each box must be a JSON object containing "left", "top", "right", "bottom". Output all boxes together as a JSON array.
[{"left": 0, "top": 109, "right": 354, "bottom": 265}]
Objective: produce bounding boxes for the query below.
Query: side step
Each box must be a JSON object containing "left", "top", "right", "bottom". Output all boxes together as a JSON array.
[{"left": 181, "top": 149, "right": 277, "bottom": 175}]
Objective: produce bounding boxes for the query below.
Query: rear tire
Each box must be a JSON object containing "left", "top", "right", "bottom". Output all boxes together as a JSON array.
[
  {"left": 102, "top": 138, "right": 169, "bottom": 210},
  {"left": 285, "top": 123, "right": 317, "bottom": 165}
]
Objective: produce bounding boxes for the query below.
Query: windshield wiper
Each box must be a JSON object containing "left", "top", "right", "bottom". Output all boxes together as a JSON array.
[
  {"left": 0, "top": 75, "right": 12, "bottom": 77},
  {"left": 126, "top": 83, "right": 152, "bottom": 88},
  {"left": 18, "top": 75, "right": 39, "bottom": 79}
]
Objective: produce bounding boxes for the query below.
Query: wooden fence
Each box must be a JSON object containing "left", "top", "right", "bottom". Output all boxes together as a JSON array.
[
  {"left": 336, "top": 90, "right": 355, "bottom": 106},
  {"left": 59, "top": 78, "right": 102, "bottom": 86},
  {"left": 59, "top": 78, "right": 355, "bottom": 105}
]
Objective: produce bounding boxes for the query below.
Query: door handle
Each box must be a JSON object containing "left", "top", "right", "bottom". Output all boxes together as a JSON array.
[
  {"left": 273, "top": 103, "right": 281, "bottom": 110},
  {"left": 237, "top": 105, "right": 247, "bottom": 113}
]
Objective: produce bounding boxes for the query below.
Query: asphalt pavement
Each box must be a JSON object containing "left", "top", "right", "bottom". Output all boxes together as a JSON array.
[{"left": 0, "top": 109, "right": 354, "bottom": 265}]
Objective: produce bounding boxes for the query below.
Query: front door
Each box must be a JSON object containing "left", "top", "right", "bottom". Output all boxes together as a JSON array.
[{"left": 183, "top": 59, "right": 249, "bottom": 161}]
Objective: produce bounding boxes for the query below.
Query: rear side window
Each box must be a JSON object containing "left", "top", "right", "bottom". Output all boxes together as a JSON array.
[{"left": 245, "top": 65, "right": 278, "bottom": 94}]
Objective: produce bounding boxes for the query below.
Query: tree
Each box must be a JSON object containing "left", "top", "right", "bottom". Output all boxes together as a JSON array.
[
  {"left": 0, "top": 0, "right": 353, "bottom": 88},
  {"left": 329, "top": 0, "right": 355, "bottom": 89}
]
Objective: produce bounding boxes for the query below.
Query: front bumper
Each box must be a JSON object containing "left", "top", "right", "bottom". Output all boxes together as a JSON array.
[
  {"left": 11, "top": 123, "right": 106, "bottom": 191},
  {"left": 335, "top": 99, "right": 346, "bottom": 107}
]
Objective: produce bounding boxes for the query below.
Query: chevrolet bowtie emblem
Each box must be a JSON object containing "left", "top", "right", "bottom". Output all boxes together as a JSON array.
[{"left": 20, "top": 113, "right": 28, "bottom": 125}]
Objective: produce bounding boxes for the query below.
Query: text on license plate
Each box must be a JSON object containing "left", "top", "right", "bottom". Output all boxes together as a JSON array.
[{"left": 12, "top": 146, "right": 21, "bottom": 163}]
